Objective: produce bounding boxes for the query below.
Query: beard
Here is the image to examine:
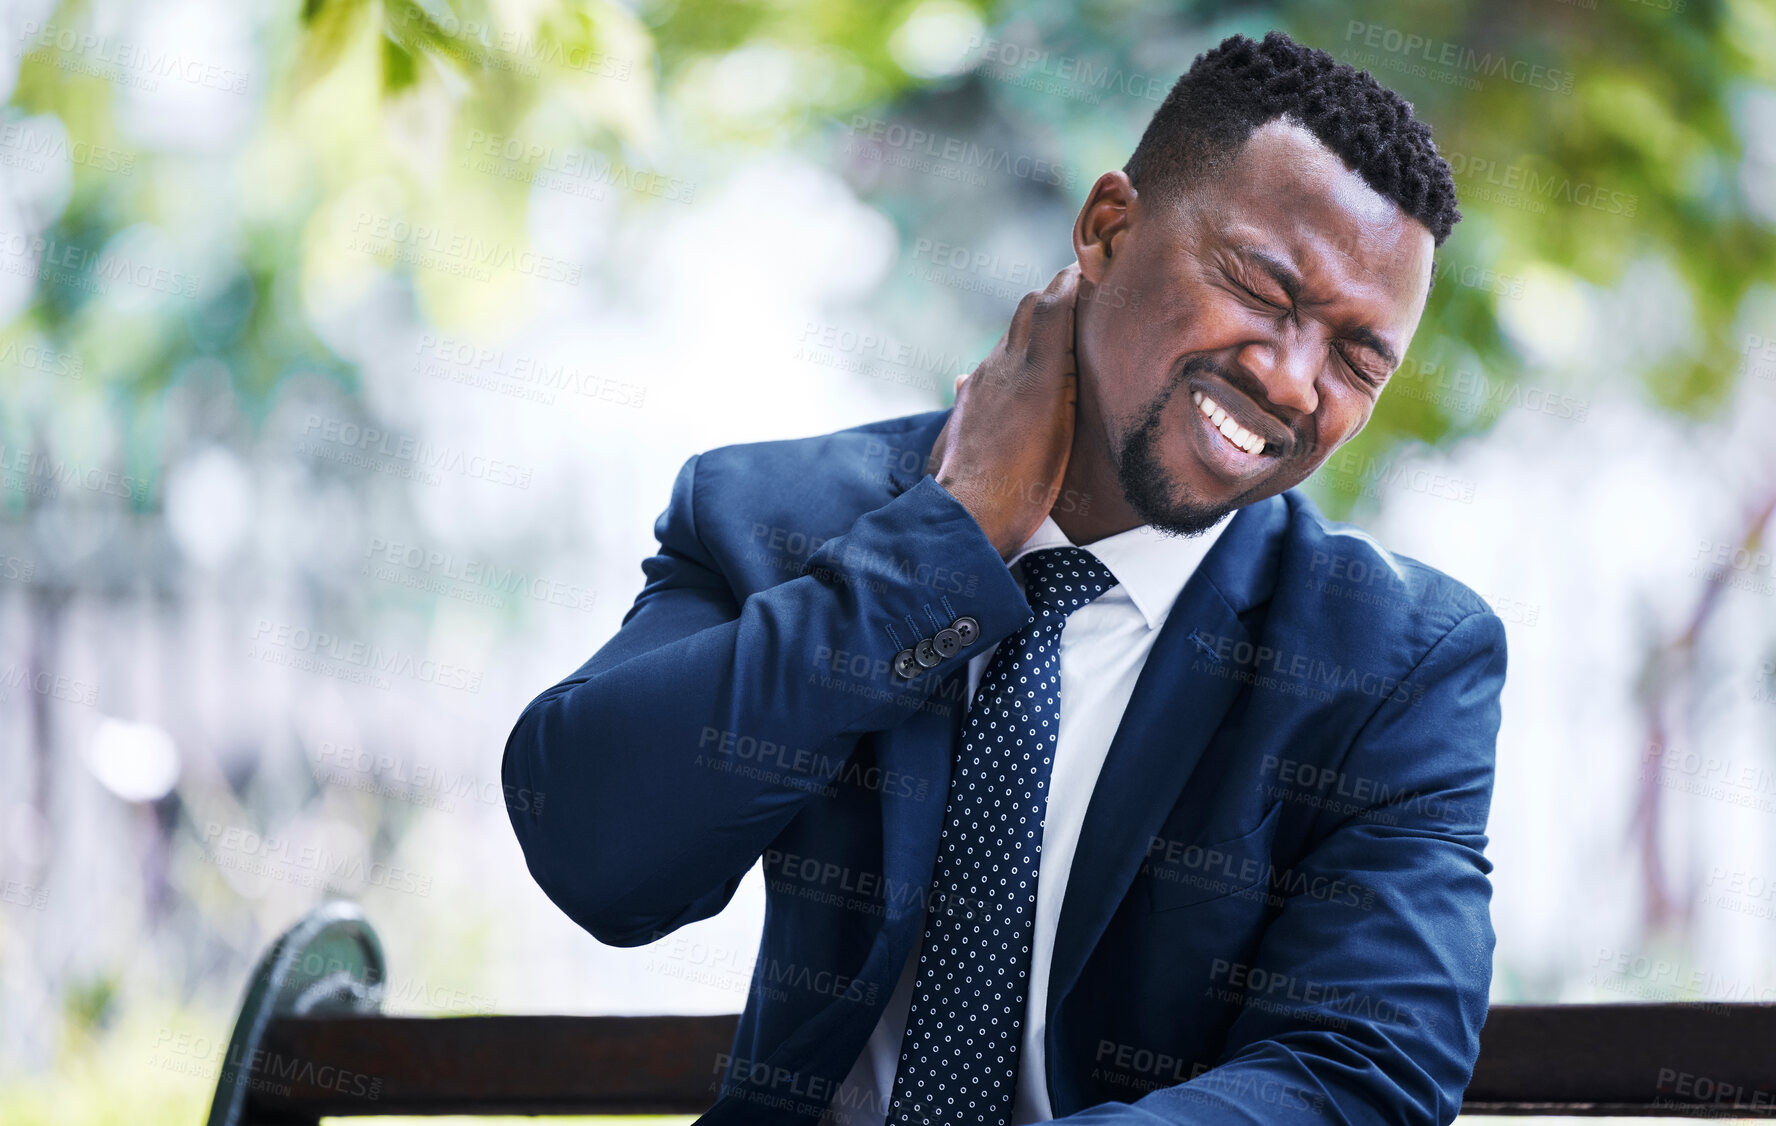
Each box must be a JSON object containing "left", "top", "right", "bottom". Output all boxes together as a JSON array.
[{"left": 1112, "top": 357, "right": 1245, "bottom": 538}]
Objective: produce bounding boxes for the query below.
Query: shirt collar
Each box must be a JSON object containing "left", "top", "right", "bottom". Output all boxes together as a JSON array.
[{"left": 1004, "top": 511, "right": 1234, "bottom": 632}]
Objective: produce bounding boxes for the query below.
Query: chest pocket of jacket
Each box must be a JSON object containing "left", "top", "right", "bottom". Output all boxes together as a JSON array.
[{"left": 1142, "top": 803, "right": 1284, "bottom": 914}]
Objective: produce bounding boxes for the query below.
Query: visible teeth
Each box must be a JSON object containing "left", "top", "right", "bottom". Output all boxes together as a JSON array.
[
  {"left": 1196, "top": 392, "right": 1266, "bottom": 455},
  {"left": 1219, "top": 415, "right": 1250, "bottom": 447}
]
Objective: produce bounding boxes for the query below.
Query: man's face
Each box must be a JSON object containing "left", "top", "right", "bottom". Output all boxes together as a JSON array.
[{"left": 1074, "top": 118, "right": 1436, "bottom": 536}]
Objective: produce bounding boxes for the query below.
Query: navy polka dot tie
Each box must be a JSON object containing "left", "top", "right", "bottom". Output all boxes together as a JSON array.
[{"left": 886, "top": 546, "right": 1119, "bottom": 1126}]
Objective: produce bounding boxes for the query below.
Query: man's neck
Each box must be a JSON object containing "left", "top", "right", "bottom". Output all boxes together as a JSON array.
[
  {"left": 1051, "top": 505, "right": 1141, "bottom": 547},
  {"left": 1049, "top": 437, "right": 1144, "bottom": 546}
]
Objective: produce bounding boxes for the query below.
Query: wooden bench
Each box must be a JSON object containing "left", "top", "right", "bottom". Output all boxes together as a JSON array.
[{"left": 205, "top": 902, "right": 1776, "bottom": 1123}]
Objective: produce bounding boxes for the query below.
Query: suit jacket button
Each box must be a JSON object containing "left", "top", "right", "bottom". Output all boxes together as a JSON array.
[
  {"left": 894, "top": 649, "right": 921, "bottom": 679},
  {"left": 951, "top": 616, "right": 979, "bottom": 644},
  {"left": 933, "top": 627, "right": 962, "bottom": 657},
  {"left": 914, "top": 638, "right": 941, "bottom": 668}
]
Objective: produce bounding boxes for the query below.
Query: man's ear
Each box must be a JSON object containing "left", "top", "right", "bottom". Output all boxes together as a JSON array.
[{"left": 1073, "top": 170, "right": 1136, "bottom": 286}]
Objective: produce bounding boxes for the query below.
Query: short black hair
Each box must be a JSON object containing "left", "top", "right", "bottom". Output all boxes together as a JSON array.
[{"left": 1124, "top": 30, "right": 1461, "bottom": 246}]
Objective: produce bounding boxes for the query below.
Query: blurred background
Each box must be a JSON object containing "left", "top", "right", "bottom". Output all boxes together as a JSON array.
[{"left": 1, "top": 0, "right": 1773, "bottom": 1122}]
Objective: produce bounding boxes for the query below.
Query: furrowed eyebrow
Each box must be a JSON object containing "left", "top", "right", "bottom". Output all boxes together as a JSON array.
[
  {"left": 1343, "top": 325, "right": 1399, "bottom": 372},
  {"left": 1234, "top": 245, "right": 1302, "bottom": 306},
  {"left": 1233, "top": 243, "right": 1400, "bottom": 372}
]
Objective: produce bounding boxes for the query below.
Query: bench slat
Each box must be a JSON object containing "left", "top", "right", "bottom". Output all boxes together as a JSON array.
[
  {"left": 252, "top": 1013, "right": 738, "bottom": 1118},
  {"left": 1463, "top": 1003, "right": 1776, "bottom": 1116},
  {"left": 241, "top": 1004, "right": 1776, "bottom": 1119}
]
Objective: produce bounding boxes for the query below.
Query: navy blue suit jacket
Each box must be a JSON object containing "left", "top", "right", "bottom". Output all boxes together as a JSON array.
[{"left": 503, "top": 407, "right": 1506, "bottom": 1126}]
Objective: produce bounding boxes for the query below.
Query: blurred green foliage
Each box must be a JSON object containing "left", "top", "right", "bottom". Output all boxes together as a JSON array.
[{"left": 6, "top": 0, "right": 1772, "bottom": 522}]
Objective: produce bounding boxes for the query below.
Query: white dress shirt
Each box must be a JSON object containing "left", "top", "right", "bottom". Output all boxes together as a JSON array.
[{"left": 818, "top": 509, "right": 1233, "bottom": 1126}]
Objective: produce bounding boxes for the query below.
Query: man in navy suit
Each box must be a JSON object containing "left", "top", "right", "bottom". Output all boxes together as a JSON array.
[{"left": 504, "top": 30, "right": 1504, "bottom": 1126}]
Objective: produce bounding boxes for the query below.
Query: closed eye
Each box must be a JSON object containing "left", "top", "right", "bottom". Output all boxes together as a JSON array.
[
  {"left": 1338, "top": 347, "right": 1386, "bottom": 388},
  {"left": 1235, "top": 279, "right": 1291, "bottom": 318}
]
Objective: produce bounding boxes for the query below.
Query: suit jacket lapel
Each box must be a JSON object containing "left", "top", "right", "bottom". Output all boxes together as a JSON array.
[{"left": 1044, "top": 491, "right": 1287, "bottom": 1021}]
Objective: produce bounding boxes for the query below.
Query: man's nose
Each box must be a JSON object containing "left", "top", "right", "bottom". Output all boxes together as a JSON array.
[{"left": 1234, "top": 338, "right": 1318, "bottom": 416}]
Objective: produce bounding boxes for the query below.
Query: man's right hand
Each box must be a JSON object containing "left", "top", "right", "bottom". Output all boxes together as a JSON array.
[{"left": 924, "top": 263, "right": 1081, "bottom": 561}]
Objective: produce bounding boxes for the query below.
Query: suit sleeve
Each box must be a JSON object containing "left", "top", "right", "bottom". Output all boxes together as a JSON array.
[
  {"left": 1055, "top": 609, "right": 1507, "bottom": 1126},
  {"left": 502, "top": 453, "right": 1030, "bottom": 948}
]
